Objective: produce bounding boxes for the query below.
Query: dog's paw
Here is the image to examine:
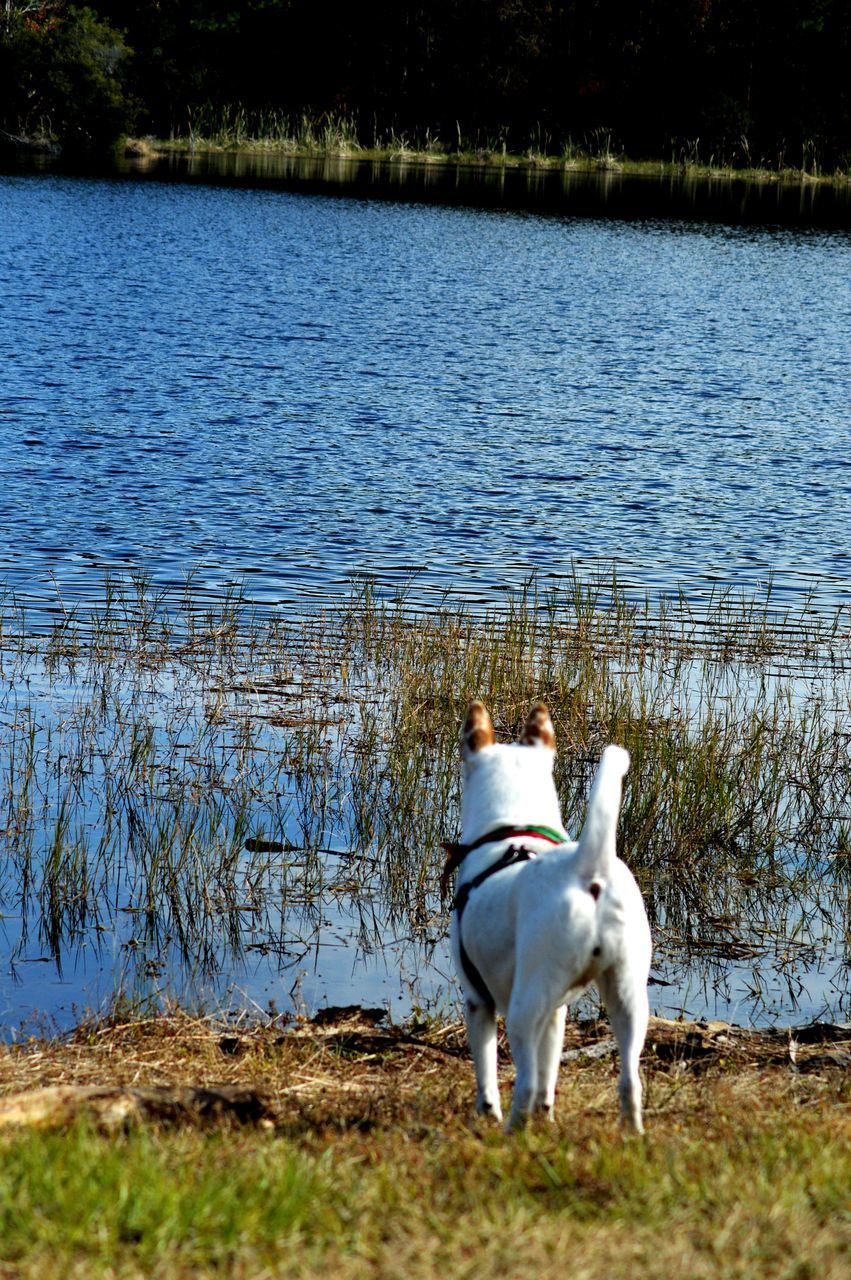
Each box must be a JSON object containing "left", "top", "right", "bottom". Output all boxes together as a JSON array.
[{"left": 476, "top": 1097, "right": 503, "bottom": 1123}]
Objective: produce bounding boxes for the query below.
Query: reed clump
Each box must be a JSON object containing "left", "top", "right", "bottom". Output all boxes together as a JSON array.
[
  {"left": 0, "top": 571, "right": 849, "bottom": 1027},
  {"left": 145, "top": 110, "right": 851, "bottom": 186}
]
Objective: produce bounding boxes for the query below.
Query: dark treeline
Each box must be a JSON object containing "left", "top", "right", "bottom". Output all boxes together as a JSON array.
[{"left": 1, "top": 0, "right": 850, "bottom": 169}]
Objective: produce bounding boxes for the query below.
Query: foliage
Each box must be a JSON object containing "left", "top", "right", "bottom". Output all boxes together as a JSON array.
[
  {"left": 0, "top": 3, "right": 133, "bottom": 151},
  {"left": 1, "top": 1, "right": 850, "bottom": 167}
]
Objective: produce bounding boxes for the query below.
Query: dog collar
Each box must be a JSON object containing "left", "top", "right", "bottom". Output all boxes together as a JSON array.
[{"left": 439, "top": 823, "right": 567, "bottom": 899}]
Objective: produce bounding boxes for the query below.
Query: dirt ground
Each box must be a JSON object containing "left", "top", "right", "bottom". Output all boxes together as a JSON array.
[{"left": 1, "top": 1006, "right": 848, "bottom": 1134}]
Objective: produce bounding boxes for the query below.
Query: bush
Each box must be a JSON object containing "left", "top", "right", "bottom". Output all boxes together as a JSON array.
[{"left": 0, "top": 4, "right": 134, "bottom": 152}]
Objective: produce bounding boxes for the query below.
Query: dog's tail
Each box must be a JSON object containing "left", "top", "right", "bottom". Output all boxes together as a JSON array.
[{"left": 574, "top": 745, "right": 630, "bottom": 880}]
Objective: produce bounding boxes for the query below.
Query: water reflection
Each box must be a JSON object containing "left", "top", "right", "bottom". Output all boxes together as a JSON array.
[
  {"left": 26, "top": 148, "right": 851, "bottom": 227},
  {"left": 0, "top": 581, "right": 848, "bottom": 1035}
]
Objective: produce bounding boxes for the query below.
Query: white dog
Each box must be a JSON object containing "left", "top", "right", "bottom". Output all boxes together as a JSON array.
[{"left": 446, "top": 702, "right": 651, "bottom": 1132}]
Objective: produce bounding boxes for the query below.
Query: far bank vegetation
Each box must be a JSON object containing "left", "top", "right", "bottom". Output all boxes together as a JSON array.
[{"left": 1, "top": 1, "right": 849, "bottom": 180}]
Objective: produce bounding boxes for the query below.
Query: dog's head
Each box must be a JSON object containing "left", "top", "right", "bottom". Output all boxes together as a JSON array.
[{"left": 459, "top": 702, "right": 564, "bottom": 843}]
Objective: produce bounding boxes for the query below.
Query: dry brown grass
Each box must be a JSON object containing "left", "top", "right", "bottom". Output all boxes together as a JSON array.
[
  {"left": 0, "top": 1009, "right": 849, "bottom": 1279},
  {"left": 1, "top": 1007, "right": 848, "bottom": 1132}
]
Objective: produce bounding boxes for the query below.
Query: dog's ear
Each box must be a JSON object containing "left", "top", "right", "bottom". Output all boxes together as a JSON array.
[
  {"left": 521, "top": 703, "right": 556, "bottom": 750},
  {"left": 461, "top": 701, "right": 496, "bottom": 756}
]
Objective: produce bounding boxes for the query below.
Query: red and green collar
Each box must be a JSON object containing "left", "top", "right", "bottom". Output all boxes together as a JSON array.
[{"left": 440, "top": 823, "right": 567, "bottom": 899}]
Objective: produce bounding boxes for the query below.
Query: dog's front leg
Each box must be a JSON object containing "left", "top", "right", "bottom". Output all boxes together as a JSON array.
[
  {"left": 465, "top": 999, "right": 503, "bottom": 1121},
  {"left": 505, "top": 996, "right": 545, "bottom": 1131}
]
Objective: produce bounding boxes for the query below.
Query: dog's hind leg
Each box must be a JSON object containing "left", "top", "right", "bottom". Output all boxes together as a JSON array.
[
  {"left": 535, "top": 1004, "right": 567, "bottom": 1119},
  {"left": 465, "top": 999, "right": 503, "bottom": 1121},
  {"left": 597, "top": 967, "right": 649, "bottom": 1134}
]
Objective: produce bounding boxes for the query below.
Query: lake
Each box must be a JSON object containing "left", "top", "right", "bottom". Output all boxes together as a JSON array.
[
  {"left": 2, "top": 157, "right": 851, "bottom": 621},
  {"left": 0, "top": 156, "right": 849, "bottom": 1034}
]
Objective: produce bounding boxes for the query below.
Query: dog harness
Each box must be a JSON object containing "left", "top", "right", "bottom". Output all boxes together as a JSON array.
[
  {"left": 439, "top": 824, "right": 567, "bottom": 898},
  {"left": 442, "top": 825, "right": 568, "bottom": 1012}
]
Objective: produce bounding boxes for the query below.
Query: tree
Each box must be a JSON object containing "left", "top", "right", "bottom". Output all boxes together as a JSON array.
[{"left": 1, "top": 3, "right": 133, "bottom": 150}]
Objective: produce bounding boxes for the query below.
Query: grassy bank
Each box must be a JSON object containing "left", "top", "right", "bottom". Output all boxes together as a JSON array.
[
  {"left": 129, "top": 113, "right": 851, "bottom": 187},
  {"left": 0, "top": 1008, "right": 849, "bottom": 1278}
]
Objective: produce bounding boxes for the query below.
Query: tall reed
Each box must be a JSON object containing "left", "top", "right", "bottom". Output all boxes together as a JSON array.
[{"left": 0, "top": 571, "right": 848, "bottom": 1022}]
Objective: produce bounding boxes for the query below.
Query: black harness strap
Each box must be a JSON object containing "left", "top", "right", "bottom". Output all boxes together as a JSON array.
[
  {"left": 440, "top": 823, "right": 567, "bottom": 899},
  {"left": 454, "top": 844, "right": 538, "bottom": 1012}
]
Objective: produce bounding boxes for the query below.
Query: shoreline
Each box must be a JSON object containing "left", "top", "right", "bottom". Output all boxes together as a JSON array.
[
  {"left": 1, "top": 1007, "right": 849, "bottom": 1277},
  {"left": 3, "top": 1005, "right": 850, "bottom": 1110},
  {"left": 126, "top": 136, "right": 851, "bottom": 190}
]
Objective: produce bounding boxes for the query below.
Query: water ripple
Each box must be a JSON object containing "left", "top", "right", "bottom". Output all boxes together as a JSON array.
[{"left": 0, "top": 171, "right": 850, "bottom": 620}]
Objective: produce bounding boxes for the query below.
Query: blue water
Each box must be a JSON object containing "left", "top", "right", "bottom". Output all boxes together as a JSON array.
[
  {"left": 1, "top": 170, "right": 850, "bottom": 622},
  {"left": 1, "top": 167, "right": 851, "bottom": 1034}
]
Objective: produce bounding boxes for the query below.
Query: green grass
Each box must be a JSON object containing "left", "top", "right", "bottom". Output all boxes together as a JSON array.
[
  {"left": 0, "top": 1060, "right": 848, "bottom": 1279},
  {"left": 1, "top": 1008, "right": 848, "bottom": 1278},
  {"left": 0, "top": 1125, "right": 337, "bottom": 1273},
  {"left": 137, "top": 109, "right": 851, "bottom": 186}
]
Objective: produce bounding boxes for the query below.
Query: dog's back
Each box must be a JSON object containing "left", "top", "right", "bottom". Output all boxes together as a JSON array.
[
  {"left": 460, "top": 745, "right": 647, "bottom": 1016},
  {"left": 449, "top": 704, "right": 651, "bottom": 1131}
]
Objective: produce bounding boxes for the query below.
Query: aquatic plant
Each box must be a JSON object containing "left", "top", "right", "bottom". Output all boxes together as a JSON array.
[{"left": 0, "top": 571, "right": 849, "bottom": 1025}]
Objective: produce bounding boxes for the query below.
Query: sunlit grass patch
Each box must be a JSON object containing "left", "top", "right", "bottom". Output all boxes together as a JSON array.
[
  {"left": 142, "top": 111, "right": 851, "bottom": 186},
  {"left": 0, "top": 1124, "right": 340, "bottom": 1274},
  {"left": 0, "top": 1010, "right": 848, "bottom": 1279}
]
